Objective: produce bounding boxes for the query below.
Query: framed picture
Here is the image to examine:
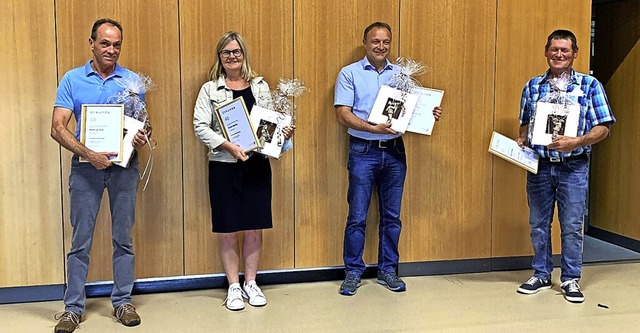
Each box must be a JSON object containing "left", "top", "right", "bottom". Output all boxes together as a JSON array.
[
  {"left": 79, "top": 104, "right": 125, "bottom": 162},
  {"left": 531, "top": 102, "right": 580, "bottom": 146},
  {"left": 214, "top": 97, "right": 260, "bottom": 153}
]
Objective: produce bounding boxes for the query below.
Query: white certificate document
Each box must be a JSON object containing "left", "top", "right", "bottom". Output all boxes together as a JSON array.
[
  {"left": 367, "top": 85, "right": 419, "bottom": 134},
  {"left": 488, "top": 131, "right": 539, "bottom": 174},
  {"left": 531, "top": 102, "right": 580, "bottom": 146},
  {"left": 406, "top": 87, "right": 444, "bottom": 135},
  {"left": 214, "top": 97, "right": 260, "bottom": 153},
  {"left": 249, "top": 105, "right": 292, "bottom": 159},
  {"left": 80, "top": 104, "right": 124, "bottom": 162},
  {"left": 113, "top": 115, "right": 145, "bottom": 168}
]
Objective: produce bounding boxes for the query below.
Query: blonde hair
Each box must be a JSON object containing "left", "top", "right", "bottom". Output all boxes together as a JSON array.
[{"left": 208, "top": 31, "right": 257, "bottom": 82}]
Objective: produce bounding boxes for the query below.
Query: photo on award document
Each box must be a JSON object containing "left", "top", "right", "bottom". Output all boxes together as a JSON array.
[
  {"left": 531, "top": 101, "right": 580, "bottom": 146},
  {"left": 367, "top": 85, "right": 419, "bottom": 134},
  {"left": 79, "top": 104, "right": 125, "bottom": 162},
  {"left": 214, "top": 97, "right": 260, "bottom": 153},
  {"left": 249, "top": 104, "right": 292, "bottom": 159},
  {"left": 406, "top": 87, "right": 444, "bottom": 135}
]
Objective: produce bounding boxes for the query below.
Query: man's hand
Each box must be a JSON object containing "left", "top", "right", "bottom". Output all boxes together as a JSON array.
[
  {"left": 369, "top": 122, "right": 397, "bottom": 134},
  {"left": 132, "top": 128, "right": 149, "bottom": 150},
  {"left": 548, "top": 135, "right": 580, "bottom": 153},
  {"left": 433, "top": 106, "right": 443, "bottom": 121},
  {"left": 87, "top": 151, "right": 117, "bottom": 170},
  {"left": 516, "top": 137, "right": 526, "bottom": 149}
]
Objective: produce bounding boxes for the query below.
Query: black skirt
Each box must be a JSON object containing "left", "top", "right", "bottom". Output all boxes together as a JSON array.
[{"left": 208, "top": 154, "right": 273, "bottom": 233}]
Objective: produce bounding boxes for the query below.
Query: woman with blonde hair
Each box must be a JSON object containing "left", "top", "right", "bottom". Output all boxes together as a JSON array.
[{"left": 193, "top": 31, "right": 293, "bottom": 311}]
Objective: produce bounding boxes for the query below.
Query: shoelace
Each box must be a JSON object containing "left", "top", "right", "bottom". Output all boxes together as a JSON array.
[
  {"left": 382, "top": 273, "right": 401, "bottom": 283},
  {"left": 525, "top": 277, "right": 541, "bottom": 285},
  {"left": 345, "top": 274, "right": 360, "bottom": 285},
  {"left": 115, "top": 304, "right": 136, "bottom": 320},
  {"left": 54, "top": 311, "right": 80, "bottom": 326},
  {"left": 564, "top": 280, "right": 581, "bottom": 292},
  {"left": 245, "top": 283, "right": 264, "bottom": 297},
  {"left": 223, "top": 286, "right": 244, "bottom": 306}
]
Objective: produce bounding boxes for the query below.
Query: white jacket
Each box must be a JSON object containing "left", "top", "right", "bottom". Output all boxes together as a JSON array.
[{"left": 193, "top": 76, "right": 270, "bottom": 162}]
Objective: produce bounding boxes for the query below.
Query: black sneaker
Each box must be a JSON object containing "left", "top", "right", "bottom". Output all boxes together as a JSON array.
[
  {"left": 339, "top": 273, "right": 361, "bottom": 296},
  {"left": 561, "top": 280, "right": 585, "bottom": 303},
  {"left": 377, "top": 271, "right": 406, "bottom": 292},
  {"left": 517, "top": 276, "right": 552, "bottom": 294}
]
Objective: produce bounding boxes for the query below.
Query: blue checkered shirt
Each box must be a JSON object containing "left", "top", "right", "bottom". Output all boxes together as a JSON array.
[{"left": 519, "top": 69, "right": 615, "bottom": 158}]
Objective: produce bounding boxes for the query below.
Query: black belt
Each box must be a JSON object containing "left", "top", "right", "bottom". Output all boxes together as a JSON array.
[
  {"left": 539, "top": 154, "right": 588, "bottom": 162},
  {"left": 350, "top": 136, "right": 401, "bottom": 148}
]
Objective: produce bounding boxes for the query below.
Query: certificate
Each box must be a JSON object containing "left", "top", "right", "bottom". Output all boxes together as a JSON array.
[
  {"left": 488, "top": 131, "right": 539, "bottom": 174},
  {"left": 249, "top": 105, "right": 292, "bottom": 159},
  {"left": 406, "top": 87, "right": 444, "bottom": 135},
  {"left": 530, "top": 101, "right": 580, "bottom": 146},
  {"left": 367, "top": 85, "right": 419, "bottom": 134},
  {"left": 214, "top": 97, "right": 260, "bottom": 153},
  {"left": 80, "top": 104, "right": 124, "bottom": 162}
]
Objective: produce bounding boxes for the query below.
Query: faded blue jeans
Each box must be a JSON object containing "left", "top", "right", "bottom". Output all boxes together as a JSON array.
[
  {"left": 526, "top": 155, "right": 589, "bottom": 283},
  {"left": 64, "top": 155, "right": 139, "bottom": 314},
  {"left": 343, "top": 137, "right": 407, "bottom": 276}
]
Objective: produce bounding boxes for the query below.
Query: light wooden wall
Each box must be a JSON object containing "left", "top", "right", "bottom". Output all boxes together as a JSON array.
[
  {"left": 1, "top": 0, "right": 597, "bottom": 289},
  {"left": 590, "top": 1, "right": 640, "bottom": 241},
  {"left": 492, "top": 0, "right": 592, "bottom": 257},
  {"left": 0, "top": 0, "right": 63, "bottom": 287}
]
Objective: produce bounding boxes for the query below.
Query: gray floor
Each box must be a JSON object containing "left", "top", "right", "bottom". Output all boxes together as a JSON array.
[
  {"left": 583, "top": 235, "right": 640, "bottom": 263},
  {"left": 2, "top": 262, "right": 639, "bottom": 333}
]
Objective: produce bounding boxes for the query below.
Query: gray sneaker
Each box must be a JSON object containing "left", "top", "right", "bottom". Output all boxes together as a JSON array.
[
  {"left": 339, "top": 273, "right": 361, "bottom": 296},
  {"left": 377, "top": 271, "right": 406, "bottom": 292}
]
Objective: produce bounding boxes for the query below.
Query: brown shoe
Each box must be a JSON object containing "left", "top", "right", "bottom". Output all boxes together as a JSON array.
[
  {"left": 114, "top": 303, "right": 141, "bottom": 327},
  {"left": 54, "top": 311, "right": 81, "bottom": 333}
]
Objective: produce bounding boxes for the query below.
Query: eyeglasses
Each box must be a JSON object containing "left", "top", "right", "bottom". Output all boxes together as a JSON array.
[{"left": 219, "top": 49, "right": 243, "bottom": 58}]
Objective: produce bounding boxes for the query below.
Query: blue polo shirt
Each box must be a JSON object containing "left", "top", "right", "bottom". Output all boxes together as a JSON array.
[
  {"left": 519, "top": 69, "right": 615, "bottom": 158},
  {"left": 334, "top": 57, "right": 399, "bottom": 140},
  {"left": 55, "top": 61, "right": 139, "bottom": 140}
]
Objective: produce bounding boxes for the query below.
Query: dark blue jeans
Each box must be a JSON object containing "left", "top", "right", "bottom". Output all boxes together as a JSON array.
[
  {"left": 526, "top": 156, "right": 589, "bottom": 283},
  {"left": 343, "top": 137, "right": 407, "bottom": 276},
  {"left": 64, "top": 155, "right": 140, "bottom": 314}
]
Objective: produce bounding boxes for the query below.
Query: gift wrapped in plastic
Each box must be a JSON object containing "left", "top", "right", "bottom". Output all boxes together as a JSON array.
[
  {"left": 253, "top": 78, "right": 306, "bottom": 158},
  {"left": 528, "top": 71, "right": 580, "bottom": 146},
  {"left": 107, "top": 72, "right": 155, "bottom": 190}
]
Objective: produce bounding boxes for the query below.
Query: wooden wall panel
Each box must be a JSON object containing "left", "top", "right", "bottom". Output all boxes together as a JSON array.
[
  {"left": 399, "top": 0, "right": 495, "bottom": 261},
  {"left": 493, "top": 0, "right": 592, "bottom": 257},
  {"left": 181, "top": 0, "right": 295, "bottom": 275},
  {"left": 293, "top": 0, "right": 400, "bottom": 268},
  {"left": 55, "top": 0, "right": 184, "bottom": 280},
  {"left": 0, "top": 0, "right": 63, "bottom": 287},
  {"left": 590, "top": 2, "right": 640, "bottom": 239}
]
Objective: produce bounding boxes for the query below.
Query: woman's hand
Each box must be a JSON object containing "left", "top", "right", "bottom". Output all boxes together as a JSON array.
[
  {"left": 282, "top": 125, "right": 296, "bottom": 139},
  {"left": 220, "top": 141, "right": 248, "bottom": 161}
]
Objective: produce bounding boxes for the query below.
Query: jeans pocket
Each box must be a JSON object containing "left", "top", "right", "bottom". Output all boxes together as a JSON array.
[
  {"left": 349, "top": 141, "right": 368, "bottom": 155},
  {"left": 565, "top": 158, "right": 588, "bottom": 173}
]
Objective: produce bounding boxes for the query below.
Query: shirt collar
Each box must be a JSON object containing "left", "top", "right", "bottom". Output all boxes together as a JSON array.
[
  {"left": 540, "top": 68, "right": 578, "bottom": 85},
  {"left": 84, "top": 60, "right": 125, "bottom": 78},
  {"left": 360, "top": 56, "right": 393, "bottom": 72}
]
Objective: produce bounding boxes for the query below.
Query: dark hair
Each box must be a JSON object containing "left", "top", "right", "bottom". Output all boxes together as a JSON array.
[
  {"left": 545, "top": 29, "right": 578, "bottom": 52},
  {"left": 363, "top": 22, "right": 392, "bottom": 41},
  {"left": 90, "top": 18, "right": 123, "bottom": 41}
]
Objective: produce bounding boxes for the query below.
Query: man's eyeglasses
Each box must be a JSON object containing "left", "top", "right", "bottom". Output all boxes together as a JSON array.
[{"left": 220, "top": 49, "right": 243, "bottom": 58}]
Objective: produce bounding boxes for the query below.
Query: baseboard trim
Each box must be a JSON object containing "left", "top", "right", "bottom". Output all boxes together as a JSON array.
[
  {"left": 0, "top": 255, "right": 560, "bottom": 304},
  {"left": 587, "top": 227, "right": 640, "bottom": 253}
]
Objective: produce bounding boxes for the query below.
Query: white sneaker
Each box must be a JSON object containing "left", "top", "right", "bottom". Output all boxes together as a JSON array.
[
  {"left": 243, "top": 281, "right": 267, "bottom": 307},
  {"left": 224, "top": 283, "right": 245, "bottom": 311}
]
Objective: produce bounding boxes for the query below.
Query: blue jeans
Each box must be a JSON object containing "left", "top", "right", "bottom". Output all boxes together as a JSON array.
[
  {"left": 64, "top": 155, "right": 140, "bottom": 314},
  {"left": 526, "top": 156, "right": 589, "bottom": 283},
  {"left": 343, "top": 137, "right": 407, "bottom": 276}
]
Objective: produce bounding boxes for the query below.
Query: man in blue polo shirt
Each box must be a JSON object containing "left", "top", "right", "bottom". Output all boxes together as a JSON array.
[
  {"left": 50, "top": 18, "right": 149, "bottom": 332},
  {"left": 516, "top": 29, "right": 615, "bottom": 303},
  {"left": 334, "top": 22, "right": 442, "bottom": 296}
]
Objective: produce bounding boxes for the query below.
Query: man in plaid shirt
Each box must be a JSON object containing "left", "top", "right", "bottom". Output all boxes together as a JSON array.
[{"left": 515, "top": 29, "right": 615, "bottom": 303}]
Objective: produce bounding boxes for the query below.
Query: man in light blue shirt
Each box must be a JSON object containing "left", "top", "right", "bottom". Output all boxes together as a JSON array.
[
  {"left": 334, "top": 22, "right": 442, "bottom": 296},
  {"left": 51, "top": 18, "right": 149, "bottom": 333}
]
